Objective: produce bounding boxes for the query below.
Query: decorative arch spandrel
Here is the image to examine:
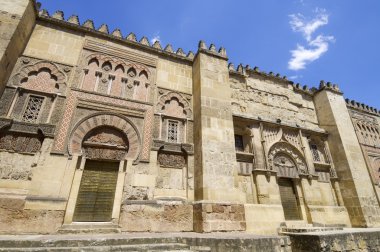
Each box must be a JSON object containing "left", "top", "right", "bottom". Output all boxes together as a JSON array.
[
  {"left": 11, "top": 61, "right": 67, "bottom": 94},
  {"left": 157, "top": 91, "right": 192, "bottom": 119},
  {"left": 267, "top": 141, "right": 308, "bottom": 178}
]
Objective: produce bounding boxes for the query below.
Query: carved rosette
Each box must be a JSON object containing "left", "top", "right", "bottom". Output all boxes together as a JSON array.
[{"left": 267, "top": 141, "right": 308, "bottom": 177}]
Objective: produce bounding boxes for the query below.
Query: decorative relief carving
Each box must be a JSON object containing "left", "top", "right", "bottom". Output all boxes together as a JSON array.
[
  {"left": 273, "top": 154, "right": 299, "bottom": 178},
  {"left": 262, "top": 126, "right": 280, "bottom": 147},
  {"left": 0, "top": 166, "right": 32, "bottom": 181},
  {"left": 283, "top": 129, "right": 302, "bottom": 151},
  {"left": 158, "top": 152, "right": 186, "bottom": 169},
  {"left": 84, "top": 147, "right": 126, "bottom": 160},
  {"left": 267, "top": 141, "right": 307, "bottom": 177},
  {"left": 82, "top": 127, "right": 128, "bottom": 160},
  {"left": 352, "top": 116, "right": 380, "bottom": 147},
  {"left": 0, "top": 133, "right": 42, "bottom": 153},
  {"left": 84, "top": 127, "right": 128, "bottom": 147},
  {"left": 11, "top": 59, "right": 68, "bottom": 94},
  {"left": 157, "top": 90, "right": 192, "bottom": 119}
]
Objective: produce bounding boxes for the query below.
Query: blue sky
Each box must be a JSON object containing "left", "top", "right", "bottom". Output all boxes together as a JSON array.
[{"left": 39, "top": 0, "right": 380, "bottom": 108}]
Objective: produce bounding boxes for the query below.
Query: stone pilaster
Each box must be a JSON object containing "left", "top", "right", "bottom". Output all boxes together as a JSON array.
[
  {"left": 314, "top": 87, "right": 380, "bottom": 227},
  {"left": 192, "top": 46, "right": 242, "bottom": 202},
  {"left": 192, "top": 44, "right": 245, "bottom": 232}
]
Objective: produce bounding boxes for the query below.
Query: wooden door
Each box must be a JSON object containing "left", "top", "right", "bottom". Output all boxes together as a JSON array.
[
  {"left": 73, "top": 160, "right": 119, "bottom": 222},
  {"left": 278, "top": 178, "right": 301, "bottom": 220}
]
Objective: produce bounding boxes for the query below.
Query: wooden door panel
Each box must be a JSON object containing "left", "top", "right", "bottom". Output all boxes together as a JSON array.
[{"left": 73, "top": 160, "right": 119, "bottom": 222}]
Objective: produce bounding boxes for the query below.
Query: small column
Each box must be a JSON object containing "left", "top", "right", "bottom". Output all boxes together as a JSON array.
[
  {"left": 79, "top": 69, "right": 89, "bottom": 89},
  {"left": 121, "top": 77, "right": 128, "bottom": 97},
  {"left": 46, "top": 94, "right": 58, "bottom": 123},
  {"left": 300, "top": 131, "right": 316, "bottom": 174},
  {"left": 158, "top": 113, "right": 163, "bottom": 140},
  {"left": 107, "top": 74, "right": 115, "bottom": 95},
  {"left": 94, "top": 71, "right": 102, "bottom": 92},
  {"left": 332, "top": 179, "right": 344, "bottom": 206},
  {"left": 6, "top": 88, "right": 19, "bottom": 118}
]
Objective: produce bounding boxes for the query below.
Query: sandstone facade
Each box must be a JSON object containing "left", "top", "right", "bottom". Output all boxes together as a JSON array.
[{"left": 1, "top": 0, "right": 380, "bottom": 235}]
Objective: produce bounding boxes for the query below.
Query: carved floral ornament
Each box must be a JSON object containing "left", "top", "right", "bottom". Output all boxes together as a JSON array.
[
  {"left": 267, "top": 141, "right": 308, "bottom": 178},
  {"left": 68, "top": 113, "right": 141, "bottom": 161},
  {"left": 11, "top": 61, "right": 67, "bottom": 94},
  {"left": 157, "top": 91, "right": 192, "bottom": 119}
]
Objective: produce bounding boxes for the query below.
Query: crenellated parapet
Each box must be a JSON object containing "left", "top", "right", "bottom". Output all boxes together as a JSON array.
[
  {"left": 37, "top": 9, "right": 195, "bottom": 62},
  {"left": 228, "top": 63, "right": 317, "bottom": 96},
  {"left": 197, "top": 41, "right": 227, "bottom": 59},
  {"left": 345, "top": 98, "right": 380, "bottom": 116}
]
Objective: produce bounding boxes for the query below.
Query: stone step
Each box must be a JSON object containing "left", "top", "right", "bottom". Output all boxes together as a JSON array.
[
  {"left": 57, "top": 223, "right": 121, "bottom": 234},
  {"left": 0, "top": 242, "right": 194, "bottom": 252},
  {"left": 282, "top": 220, "right": 313, "bottom": 229},
  {"left": 0, "top": 237, "right": 178, "bottom": 248},
  {"left": 280, "top": 226, "right": 343, "bottom": 234}
]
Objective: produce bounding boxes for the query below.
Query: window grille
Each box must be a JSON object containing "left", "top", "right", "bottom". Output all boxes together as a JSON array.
[
  {"left": 234, "top": 134, "right": 244, "bottom": 152},
  {"left": 309, "top": 143, "right": 321, "bottom": 162},
  {"left": 168, "top": 121, "right": 179, "bottom": 143},
  {"left": 22, "top": 96, "right": 44, "bottom": 123}
]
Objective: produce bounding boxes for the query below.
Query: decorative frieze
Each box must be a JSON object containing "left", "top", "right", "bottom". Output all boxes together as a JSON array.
[{"left": 0, "top": 133, "right": 42, "bottom": 153}]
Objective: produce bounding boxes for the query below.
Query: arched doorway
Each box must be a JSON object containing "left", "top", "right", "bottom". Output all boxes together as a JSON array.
[
  {"left": 73, "top": 126, "right": 129, "bottom": 222},
  {"left": 274, "top": 154, "right": 302, "bottom": 220},
  {"left": 268, "top": 142, "right": 307, "bottom": 221}
]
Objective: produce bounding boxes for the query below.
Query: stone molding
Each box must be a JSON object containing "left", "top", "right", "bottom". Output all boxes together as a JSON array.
[
  {"left": 152, "top": 139, "right": 194, "bottom": 155},
  {"left": 0, "top": 117, "right": 55, "bottom": 137}
]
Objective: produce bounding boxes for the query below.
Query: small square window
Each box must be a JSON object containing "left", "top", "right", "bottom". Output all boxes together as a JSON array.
[
  {"left": 22, "top": 95, "right": 44, "bottom": 123},
  {"left": 168, "top": 121, "right": 179, "bottom": 143}
]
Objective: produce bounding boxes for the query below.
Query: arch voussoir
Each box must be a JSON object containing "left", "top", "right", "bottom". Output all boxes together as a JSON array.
[{"left": 68, "top": 113, "right": 141, "bottom": 161}]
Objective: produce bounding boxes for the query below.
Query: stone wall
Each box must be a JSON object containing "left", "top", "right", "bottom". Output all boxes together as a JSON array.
[
  {"left": 289, "top": 229, "right": 380, "bottom": 252},
  {"left": 0, "top": 0, "right": 36, "bottom": 95},
  {"left": 314, "top": 89, "right": 380, "bottom": 227},
  {"left": 230, "top": 73, "right": 319, "bottom": 130},
  {"left": 119, "top": 202, "right": 193, "bottom": 232},
  {"left": 23, "top": 23, "right": 84, "bottom": 66}
]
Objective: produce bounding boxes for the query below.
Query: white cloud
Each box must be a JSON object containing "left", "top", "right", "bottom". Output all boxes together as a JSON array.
[
  {"left": 288, "top": 8, "right": 334, "bottom": 71},
  {"left": 289, "top": 35, "right": 334, "bottom": 70},
  {"left": 289, "top": 75, "right": 303, "bottom": 80},
  {"left": 151, "top": 32, "right": 160, "bottom": 44},
  {"left": 151, "top": 36, "right": 160, "bottom": 44}
]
